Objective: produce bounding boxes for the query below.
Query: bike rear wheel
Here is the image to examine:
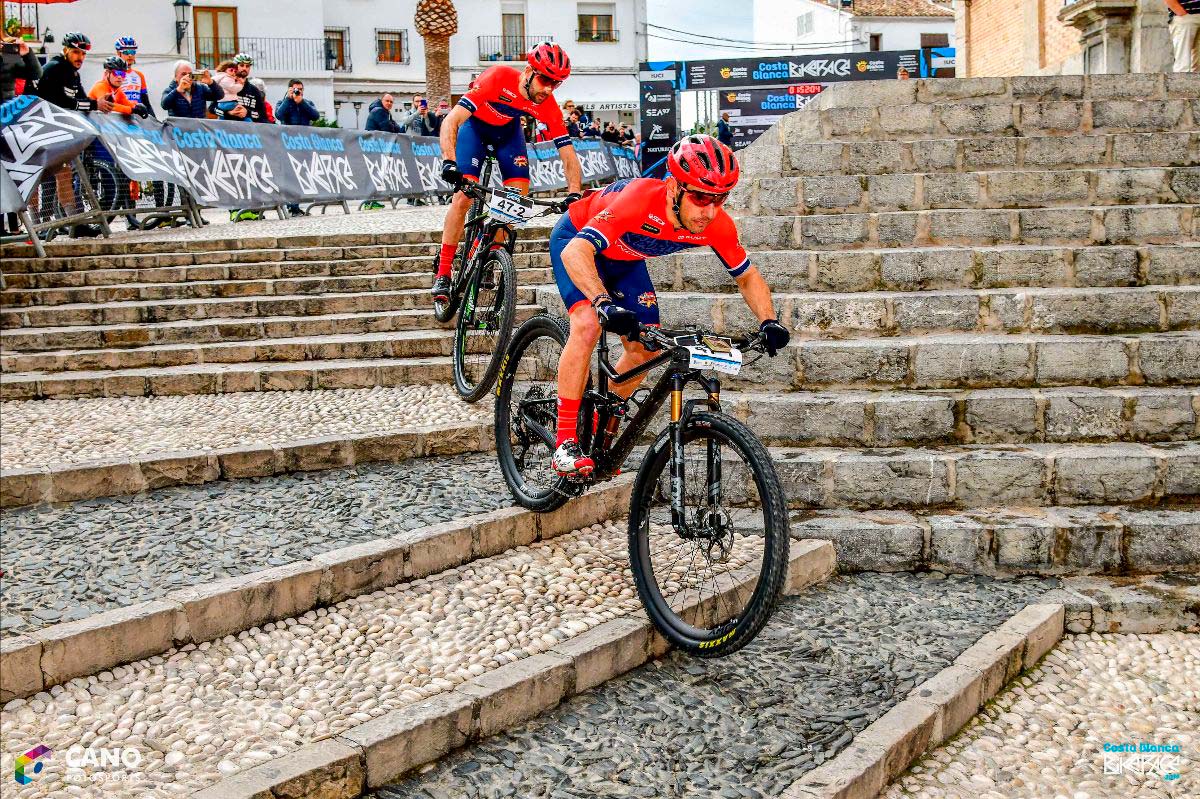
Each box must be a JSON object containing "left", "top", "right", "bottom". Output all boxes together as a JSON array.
[
  {"left": 628, "top": 412, "right": 789, "bottom": 658},
  {"left": 495, "top": 314, "right": 579, "bottom": 511},
  {"left": 453, "top": 248, "right": 517, "bottom": 402}
]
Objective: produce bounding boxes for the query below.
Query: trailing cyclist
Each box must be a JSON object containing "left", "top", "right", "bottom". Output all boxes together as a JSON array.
[
  {"left": 548, "top": 134, "right": 791, "bottom": 478},
  {"left": 433, "top": 41, "right": 584, "bottom": 303}
]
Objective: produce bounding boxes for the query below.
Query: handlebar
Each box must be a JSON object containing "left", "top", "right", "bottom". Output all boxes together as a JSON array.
[
  {"left": 636, "top": 324, "right": 765, "bottom": 355},
  {"left": 456, "top": 180, "right": 570, "bottom": 211}
]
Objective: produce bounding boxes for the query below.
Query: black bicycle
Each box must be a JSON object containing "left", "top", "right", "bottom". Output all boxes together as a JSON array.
[
  {"left": 494, "top": 314, "right": 790, "bottom": 657},
  {"left": 432, "top": 159, "right": 564, "bottom": 402}
]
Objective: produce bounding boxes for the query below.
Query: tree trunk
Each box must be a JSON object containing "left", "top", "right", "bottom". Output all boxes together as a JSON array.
[{"left": 425, "top": 36, "right": 451, "bottom": 107}]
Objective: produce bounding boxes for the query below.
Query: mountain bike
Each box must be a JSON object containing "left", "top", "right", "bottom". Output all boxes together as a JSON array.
[
  {"left": 432, "top": 156, "right": 564, "bottom": 402},
  {"left": 493, "top": 314, "right": 790, "bottom": 657}
]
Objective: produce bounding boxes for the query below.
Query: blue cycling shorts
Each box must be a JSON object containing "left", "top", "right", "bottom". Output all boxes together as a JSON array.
[
  {"left": 456, "top": 116, "right": 530, "bottom": 185},
  {"left": 550, "top": 215, "right": 660, "bottom": 326}
]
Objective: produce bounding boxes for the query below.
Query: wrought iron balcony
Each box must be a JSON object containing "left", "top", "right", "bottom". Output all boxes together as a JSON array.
[
  {"left": 576, "top": 29, "right": 619, "bottom": 43},
  {"left": 477, "top": 35, "right": 554, "bottom": 62},
  {"left": 194, "top": 37, "right": 344, "bottom": 73}
]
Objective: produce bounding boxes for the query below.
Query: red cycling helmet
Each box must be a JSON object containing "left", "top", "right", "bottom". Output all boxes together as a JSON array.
[
  {"left": 526, "top": 42, "right": 571, "bottom": 82},
  {"left": 668, "top": 135, "right": 740, "bottom": 193}
]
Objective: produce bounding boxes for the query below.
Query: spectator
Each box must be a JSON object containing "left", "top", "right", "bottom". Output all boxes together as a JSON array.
[
  {"left": 397, "top": 94, "right": 426, "bottom": 133},
  {"left": 248, "top": 78, "right": 274, "bottom": 122},
  {"left": 1168, "top": 0, "right": 1200, "bottom": 72},
  {"left": 276, "top": 78, "right": 318, "bottom": 215},
  {"left": 619, "top": 124, "right": 635, "bottom": 145},
  {"left": 582, "top": 119, "right": 601, "bottom": 138},
  {"left": 427, "top": 99, "right": 449, "bottom": 136},
  {"left": 88, "top": 56, "right": 148, "bottom": 116},
  {"left": 896, "top": 66, "right": 911, "bottom": 80},
  {"left": 717, "top": 111, "right": 734, "bottom": 147},
  {"left": 210, "top": 60, "right": 248, "bottom": 120},
  {"left": 601, "top": 121, "right": 620, "bottom": 143},
  {"left": 1, "top": 32, "right": 41, "bottom": 102},
  {"left": 161, "top": 60, "right": 214, "bottom": 118},
  {"left": 114, "top": 36, "right": 154, "bottom": 118},
  {"left": 233, "top": 56, "right": 268, "bottom": 123},
  {"left": 366, "top": 93, "right": 402, "bottom": 132},
  {"left": 34, "top": 31, "right": 101, "bottom": 237},
  {"left": 566, "top": 109, "right": 582, "bottom": 138}
]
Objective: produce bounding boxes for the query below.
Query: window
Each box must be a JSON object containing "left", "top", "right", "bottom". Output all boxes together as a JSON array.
[
  {"left": 920, "top": 33, "right": 950, "bottom": 48},
  {"left": 869, "top": 33, "right": 882, "bottom": 51},
  {"left": 797, "top": 12, "right": 814, "bottom": 37},
  {"left": 501, "top": 13, "right": 526, "bottom": 59},
  {"left": 376, "top": 29, "right": 409, "bottom": 64},
  {"left": 324, "top": 27, "right": 350, "bottom": 71},
  {"left": 577, "top": 3, "right": 617, "bottom": 42},
  {"left": 193, "top": 6, "right": 238, "bottom": 69}
]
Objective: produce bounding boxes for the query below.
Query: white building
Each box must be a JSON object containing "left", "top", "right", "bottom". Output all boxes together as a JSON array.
[
  {"left": 27, "top": 0, "right": 646, "bottom": 129},
  {"left": 752, "top": 0, "right": 954, "bottom": 54}
]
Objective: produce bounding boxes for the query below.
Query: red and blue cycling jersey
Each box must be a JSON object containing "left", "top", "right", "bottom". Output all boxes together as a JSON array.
[
  {"left": 457, "top": 66, "right": 570, "bottom": 148},
  {"left": 566, "top": 178, "right": 752, "bottom": 277}
]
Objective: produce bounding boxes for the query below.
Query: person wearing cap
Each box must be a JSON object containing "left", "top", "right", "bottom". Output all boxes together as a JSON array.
[
  {"left": 33, "top": 32, "right": 103, "bottom": 237},
  {"left": 88, "top": 56, "right": 148, "bottom": 117},
  {"left": 114, "top": 36, "right": 155, "bottom": 118},
  {"left": 0, "top": 28, "right": 40, "bottom": 103}
]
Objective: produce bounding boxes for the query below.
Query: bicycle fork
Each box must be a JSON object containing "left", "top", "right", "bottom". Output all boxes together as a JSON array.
[{"left": 668, "top": 374, "right": 724, "bottom": 532}]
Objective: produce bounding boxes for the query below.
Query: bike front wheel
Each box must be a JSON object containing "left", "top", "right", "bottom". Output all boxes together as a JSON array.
[
  {"left": 629, "top": 412, "right": 790, "bottom": 658},
  {"left": 453, "top": 248, "right": 518, "bottom": 402}
]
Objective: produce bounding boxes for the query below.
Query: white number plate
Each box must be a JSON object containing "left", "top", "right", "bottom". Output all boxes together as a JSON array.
[
  {"left": 686, "top": 341, "right": 742, "bottom": 375},
  {"left": 486, "top": 191, "right": 536, "bottom": 225}
]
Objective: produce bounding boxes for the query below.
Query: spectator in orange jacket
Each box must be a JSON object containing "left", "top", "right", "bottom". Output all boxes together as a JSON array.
[{"left": 88, "top": 55, "right": 148, "bottom": 116}]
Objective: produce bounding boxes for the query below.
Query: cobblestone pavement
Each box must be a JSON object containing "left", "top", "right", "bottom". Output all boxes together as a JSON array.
[
  {"left": 93, "top": 204, "right": 553, "bottom": 244},
  {"left": 0, "top": 452, "right": 509, "bottom": 636},
  {"left": 887, "top": 631, "right": 1199, "bottom": 799},
  {"left": 0, "top": 520, "right": 768, "bottom": 798},
  {"left": 0, "top": 386, "right": 489, "bottom": 470},
  {"left": 375, "top": 571, "right": 1059, "bottom": 799}
]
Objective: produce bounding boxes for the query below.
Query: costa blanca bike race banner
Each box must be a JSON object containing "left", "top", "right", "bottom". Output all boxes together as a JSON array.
[
  {"left": 0, "top": 95, "right": 98, "bottom": 212},
  {"left": 0, "top": 97, "right": 640, "bottom": 212}
]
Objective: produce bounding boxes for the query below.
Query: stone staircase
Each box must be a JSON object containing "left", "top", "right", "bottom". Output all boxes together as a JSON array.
[{"left": 0, "top": 233, "right": 552, "bottom": 399}]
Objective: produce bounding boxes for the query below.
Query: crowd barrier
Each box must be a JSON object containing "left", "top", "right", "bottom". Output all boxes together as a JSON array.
[{"left": 0, "top": 96, "right": 640, "bottom": 256}]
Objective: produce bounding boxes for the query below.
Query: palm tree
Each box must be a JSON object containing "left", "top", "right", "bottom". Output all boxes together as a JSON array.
[{"left": 415, "top": 0, "right": 458, "bottom": 107}]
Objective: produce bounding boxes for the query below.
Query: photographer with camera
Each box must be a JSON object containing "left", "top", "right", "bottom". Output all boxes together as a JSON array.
[{"left": 277, "top": 79, "right": 319, "bottom": 126}]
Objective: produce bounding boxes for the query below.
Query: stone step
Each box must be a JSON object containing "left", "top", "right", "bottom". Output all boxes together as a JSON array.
[
  {"left": 0, "top": 329, "right": 505, "bottom": 374},
  {"left": 724, "top": 386, "right": 1198, "bottom": 447},
  {"left": 646, "top": 285, "right": 1200, "bottom": 338},
  {"left": 778, "top": 97, "right": 1198, "bottom": 145},
  {"left": 783, "top": 131, "right": 1200, "bottom": 177},
  {"left": 735, "top": 204, "right": 1197, "bottom": 251},
  {"left": 0, "top": 353, "right": 484, "bottom": 400},
  {"left": 0, "top": 252, "right": 553, "bottom": 290},
  {"left": 717, "top": 331, "right": 1198, "bottom": 392},
  {"left": 0, "top": 286, "right": 542, "bottom": 330},
  {"left": 791, "top": 505, "right": 1200, "bottom": 576},
  {"left": 668, "top": 244, "right": 1199, "bottom": 293},
  {"left": 0, "top": 238, "right": 553, "bottom": 275},
  {"left": 0, "top": 266, "right": 554, "bottom": 307},
  {"left": 765, "top": 441, "right": 1197, "bottom": 510},
  {"left": 0, "top": 305, "right": 543, "bottom": 353},
  {"left": 734, "top": 166, "right": 1199, "bottom": 217},
  {"left": 0, "top": 226, "right": 553, "bottom": 260}
]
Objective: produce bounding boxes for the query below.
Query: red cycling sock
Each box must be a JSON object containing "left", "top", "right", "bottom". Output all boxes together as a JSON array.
[
  {"left": 436, "top": 243, "right": 457, "bottom": 279},
  {"left": 556, "top": 396, "right": 581, "bottom": 448}
]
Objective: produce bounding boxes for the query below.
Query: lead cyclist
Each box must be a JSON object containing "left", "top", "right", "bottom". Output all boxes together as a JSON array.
[
  {"left": 549, "top": 134, "right": 792, "bottom": 477},
  {"left": 433, "top": 42, "right": 584, "bottom": 302}
]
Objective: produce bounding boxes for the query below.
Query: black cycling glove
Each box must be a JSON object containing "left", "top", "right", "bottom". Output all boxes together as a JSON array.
[
  {"left": 759, "top": 319, "right": 790, "bottom": 357},
  {"left": 556, "top": 192, "right": 582, "bottom": 213},
  {"left": 440, "top": 159, "right": 463, "bottom": 187},
  {"left": 595, "top": 300, "right": 639, "bottom": 339}
]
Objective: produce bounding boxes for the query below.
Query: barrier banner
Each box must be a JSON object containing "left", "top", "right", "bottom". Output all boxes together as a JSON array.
[
  {"left": 408, "top": 136, "right": 455, "bottom": 196},
  {"left": 528, "top": 142, "right": 567, "bottom": 192},
  {"left": 0, "top": 96, "right": 99, "bottom": 211},
  {"left": 605, "top": 143, "right": 640, "bottom": 180},
  {"left": 358, "top": 131, "right": 425, "bottom": 198},
  {"left": 683, "top": 50, "right": 923, "bottom": 89},
  {"left": 572, "top": 138, "right": 615, "bottom": 184},
  {"left": 165, "top": 117, "right": 286, "bottom": 207},
  {"left": 90, "top": 112, "right": 190, "bottom": 188}
]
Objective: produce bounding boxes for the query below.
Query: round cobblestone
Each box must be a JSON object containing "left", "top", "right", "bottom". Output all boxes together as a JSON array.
[
  {"left": 0, "top": 385, "right": 489, "bottom": 470},
  {"left": 0, "top": 452, "right": 508, "bottom": 636},
  {"left": 374, "top": 571, "right": 1060, "bottom": 798},
  {"left": 885, "top": 631, "right": 1199, "bottom": 799}
]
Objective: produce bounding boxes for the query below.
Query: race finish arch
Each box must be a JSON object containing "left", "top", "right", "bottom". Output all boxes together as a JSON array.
[{"left": 639, "top": 47, "right": 956, "bottom": 168}]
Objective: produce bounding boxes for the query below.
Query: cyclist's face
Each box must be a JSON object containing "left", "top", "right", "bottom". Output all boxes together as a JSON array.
[
  {"left": 529, "top": 72, "right": 559, "bottom": 103},
  {"left": 106, "top": 70, "right": 125, "bottom": 88},
  {"left": 674, "top": 182, "right": 723, "bottom": 233},
  {"left": 65, "top": 48, "right": 86, "bottom": 69},
  {"left": 119, "top": 50, "right": 136, "bottom": 66},
  {"left": 235, "top": 63, "right": 250, "bottom": 78}
]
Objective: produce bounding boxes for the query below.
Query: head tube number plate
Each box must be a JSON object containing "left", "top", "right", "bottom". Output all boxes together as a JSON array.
[
  {"left": 687, "top": 341, "right": 742, "bottom": 375},
  {"left": 487, "top": 191, "right": 535, "bottom": 224}
]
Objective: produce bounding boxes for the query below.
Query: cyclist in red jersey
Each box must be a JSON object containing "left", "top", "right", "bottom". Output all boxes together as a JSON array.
[
  {"left": 549, "top": 135, "right": 791, "bottom": 478},
  {"left": 432, "top": 42, "right": 584, "bottom": 302}
]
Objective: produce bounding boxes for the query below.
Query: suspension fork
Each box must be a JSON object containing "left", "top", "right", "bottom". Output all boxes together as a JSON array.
[
  {"left": 669, "top": 373, "right": 686, "bottom": 528},
  {"left": 705, "top": 381, "right": 722, "bottom": 510}
]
